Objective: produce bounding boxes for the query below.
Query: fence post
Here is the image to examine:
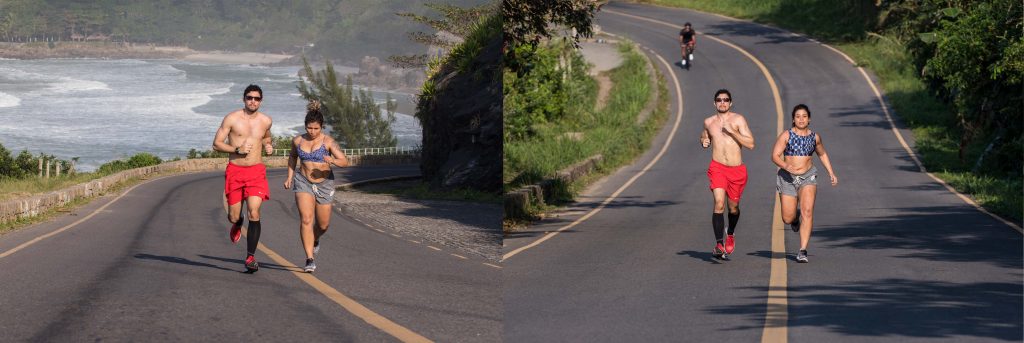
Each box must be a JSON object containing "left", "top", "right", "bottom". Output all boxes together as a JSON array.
[
  {"left": 38, "top": 158, "right": 43, "bottom": 177},
  {"left": 46, "top": 160, "right": 51, "bottom": 178},
  {"left": 56, "top": 161, "right": 61, "bottom": 177}
]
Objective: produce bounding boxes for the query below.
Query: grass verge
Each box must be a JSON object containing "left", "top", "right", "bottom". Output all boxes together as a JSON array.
[
  {"left": 0, "top": 174, "right": 107, "bottom": 202},
  {"left": 0, "top": 171, "right": 179, "bottom": 235},
  {"left": 504, "top": 41, "right": 668, "bottom": 217},
  {"left": 643, "top": 0, "right": 1022, "bottom": 224}
]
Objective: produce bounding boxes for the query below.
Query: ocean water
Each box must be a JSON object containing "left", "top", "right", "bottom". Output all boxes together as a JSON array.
[{"left": 0, "top": 58, "right": 421, "bottom": 171}]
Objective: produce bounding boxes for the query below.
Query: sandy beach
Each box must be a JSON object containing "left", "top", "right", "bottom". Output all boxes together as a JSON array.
[
  {"left": 0, "top": 42, "right": 293, "bottom": 66},
  {"left": 182, "top": 51, "right": 293, "bottom": 65}
]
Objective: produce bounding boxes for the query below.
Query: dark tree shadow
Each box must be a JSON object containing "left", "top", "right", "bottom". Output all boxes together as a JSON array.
[
  {"left": 706, "top": 279, "right": 1022, "bottom": 340},
  {"left": 134, "top": 253, "right": 236, "bottom": 272}
]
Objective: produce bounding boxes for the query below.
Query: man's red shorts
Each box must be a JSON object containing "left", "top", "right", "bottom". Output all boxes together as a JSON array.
[
  {"left": 224, "top": 163, "right": 269, "bottom": 206},
  {"left": 707, "top": 160, "right": 747, "bottom": 203}
]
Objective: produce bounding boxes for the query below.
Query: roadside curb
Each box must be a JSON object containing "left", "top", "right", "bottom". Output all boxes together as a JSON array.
[
  {"left": 0, "top": 155, "right": 419, "bottom": 225},
  {"left": 336, "top": 175, "right": 423, "bottom": 190}
]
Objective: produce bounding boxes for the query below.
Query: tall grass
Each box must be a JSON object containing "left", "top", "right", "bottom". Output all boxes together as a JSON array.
[{"left": 505, "top": 42, "right": 666, "bottom": 203}]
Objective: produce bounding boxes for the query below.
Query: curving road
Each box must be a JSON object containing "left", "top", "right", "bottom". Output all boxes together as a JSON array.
[
  {"left": 0, "top": 165, "right": 500, "bottom": 342},
  {"left": 504, "top": 2, "right": 1022, "bottom": 342}
]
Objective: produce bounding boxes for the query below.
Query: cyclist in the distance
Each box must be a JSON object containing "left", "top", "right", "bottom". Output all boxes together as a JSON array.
[{"left": 679, "top": 22, "right": 696, "bottom": 67}]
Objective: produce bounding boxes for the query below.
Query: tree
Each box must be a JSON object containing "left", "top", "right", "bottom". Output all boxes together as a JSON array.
[
  {"left": 922, "top": 0, "right": 1022, "bottom": 171},
  {"left": 296, "top": 58, "right": 398, "bottom": 149},
  {"left": 389, "top": 2, "right": 496, "bottom": 69},
  {"left": 502, "top": 0, "right": 598, "bottom": 71}
]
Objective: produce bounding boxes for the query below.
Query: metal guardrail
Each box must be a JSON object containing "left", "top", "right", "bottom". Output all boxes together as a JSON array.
[{"left": 271, "top": 147, "right": 420, "bottom": 157}]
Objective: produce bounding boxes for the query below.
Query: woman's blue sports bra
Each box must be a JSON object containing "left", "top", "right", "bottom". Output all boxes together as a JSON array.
[
  {"left": 784, "top": 129, "right": 816, "bottom": 156},
  {"left": 297, "top": 141, "right": 329, "bottom": 163}
]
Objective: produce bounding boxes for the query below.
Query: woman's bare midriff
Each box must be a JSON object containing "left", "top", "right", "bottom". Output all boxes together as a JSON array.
[
  {"left": 300, "top": 161, "right": 332, "bottom": 183},
  {"left": 785, "top": 156, "right": 813, "bottom": 175}
]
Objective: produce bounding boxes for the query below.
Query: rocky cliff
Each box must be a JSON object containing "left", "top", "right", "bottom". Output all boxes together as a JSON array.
[{"left": 415, "top": 17, "right": 501, "bottom": 193}]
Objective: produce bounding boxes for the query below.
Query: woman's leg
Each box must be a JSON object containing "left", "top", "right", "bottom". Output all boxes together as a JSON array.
[
  {"left": 797, "top": 185, "right": 818, "bottom": 250},
  {"left": 780, "top": 193, "right": 798, "bottom": 224},
  {"left": 296, "top": 192, "right": 317, "bottom": 259},
  {"left": 314, "top": 203, "right": 333, "bottom": 241}
]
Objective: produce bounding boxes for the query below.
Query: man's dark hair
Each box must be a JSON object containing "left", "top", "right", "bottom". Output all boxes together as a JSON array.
[
  {"left": 243, "top": 84, "right": 263, "bottom": 98},
  {"left": 684, "top": 22, "right": 691, "bottom": 27},
  {"left": 714, "top": 89, "right": 732, "bottom": 101}
]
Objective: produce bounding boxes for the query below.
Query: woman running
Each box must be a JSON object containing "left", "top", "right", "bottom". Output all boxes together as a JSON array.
[
  {"left": 284, "top": 100, "right": 349, "bottom": 273},
  {"left": 771, "top": 104, "right": 838, "bottom": 263}
]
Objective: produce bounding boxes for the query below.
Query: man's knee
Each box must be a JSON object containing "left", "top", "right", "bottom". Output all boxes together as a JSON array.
[
  {"left": 300, "top": 215, "right": 314, "bottom": 227},
  {"left": 247, "top": 209, "right": 261, "bottom": 221}
]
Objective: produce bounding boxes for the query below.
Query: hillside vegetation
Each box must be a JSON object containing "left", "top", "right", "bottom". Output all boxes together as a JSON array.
[{"left": 0, "top": 0, "right": 487, "bottom": 63}]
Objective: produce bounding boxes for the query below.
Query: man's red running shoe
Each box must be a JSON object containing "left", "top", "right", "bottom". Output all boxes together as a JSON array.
[
  {"left": 229, "top": 222, "right": 242, "bottom": 243},
  {"left": 713, "top": 243, "right": 727, "bottom": 259},
  {"left": 244, "top": 255, "right": 259, "bottom": 272},
  {"left": 725, "top": 235, "right": 735, "bottom": 254}
]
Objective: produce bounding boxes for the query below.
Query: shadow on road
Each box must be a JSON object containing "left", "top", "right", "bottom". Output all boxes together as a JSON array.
[
  {"left": 134, "top": 253, "right": 237, "bottom": 272},
  {"left": 137, "top": 252, "right": 300, "bottom": 273},
  {"left": 816, "top": 205, "right": 1022, "bottom": 269},
  {"left": 196, "top": 254, "right": 299, "bottom": 272},
  {"left": 706, "top": 279, "right": 1022, "bottom": 341},
  {"left": 705, "top": 21, "right": 811, "bottom": 45},
  {"left": 676, "top": 250, "right": 726, "bottom": 263}
]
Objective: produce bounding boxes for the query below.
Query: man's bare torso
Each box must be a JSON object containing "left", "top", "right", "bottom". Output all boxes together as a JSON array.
[
  {"left": 704, "top": 112, "right": 746, "bottom": 166},
  {"left": 225, "top": 110, "right": 272, "bottom": 166}
]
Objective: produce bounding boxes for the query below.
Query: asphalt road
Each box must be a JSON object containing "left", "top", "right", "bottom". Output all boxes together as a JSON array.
[
  {"left": 0, "top": 165, "right": 500, "bottom": 342},
  {"left": 504, "top": 2, "right": 1022, "bottom": 342}
]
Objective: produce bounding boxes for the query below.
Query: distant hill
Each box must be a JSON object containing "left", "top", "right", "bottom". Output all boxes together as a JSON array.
[{"left": 0, "top": 0, "right": 488, "bottom": 64}]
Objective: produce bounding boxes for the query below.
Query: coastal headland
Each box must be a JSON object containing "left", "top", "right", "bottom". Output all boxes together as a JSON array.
[{"left": 0, "top": 42, "right": 292, "bottom": 65}]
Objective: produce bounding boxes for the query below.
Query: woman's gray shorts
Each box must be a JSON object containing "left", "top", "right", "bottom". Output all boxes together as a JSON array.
[
  {"left": 777, "top": 166, "right": 818, "bottom": 197},
  {"left": 292, "top": 172, "right": 335, "bottom": 205}
]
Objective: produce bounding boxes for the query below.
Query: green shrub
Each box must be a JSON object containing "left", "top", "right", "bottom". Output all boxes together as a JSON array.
[
  {"left": 97, "top": 153, "right": 162, "bottom": 175},
  {"left": 503, "top": 41, "right": 593, "bottom": 141}
]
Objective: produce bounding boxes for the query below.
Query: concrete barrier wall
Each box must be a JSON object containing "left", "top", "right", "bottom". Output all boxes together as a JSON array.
[{"left": 0, "top": 155, "right": 420, "bottom": 224}]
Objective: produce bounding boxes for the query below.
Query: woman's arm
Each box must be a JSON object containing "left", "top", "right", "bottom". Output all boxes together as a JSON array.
[
  {"left": 325, "top": 137, "right": 350, "bottom": 168},
  {"left": 815, "top": 134, "right": 838, "bottom": 186}
]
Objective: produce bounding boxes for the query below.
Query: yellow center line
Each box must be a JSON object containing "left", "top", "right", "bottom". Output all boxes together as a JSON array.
[
  {"left": 601, "top": 9, "right": 787, "bottom": 342},
  {"left": 253, "top": 239, "right": 432, "bottom": 343},
  {"left": 502, "top": 35, "right": 686, "bottom": 261}
]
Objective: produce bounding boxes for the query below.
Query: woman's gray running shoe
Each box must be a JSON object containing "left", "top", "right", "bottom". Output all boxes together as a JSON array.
[
  {"left": 313, "top": 240, "right": 320, "bottom": 256},
  {"left": 796, "top": 250, "right": 809, "bottom": 263},
  {"left": 303, "top": 258, "right": 317, "bottom": 273}
]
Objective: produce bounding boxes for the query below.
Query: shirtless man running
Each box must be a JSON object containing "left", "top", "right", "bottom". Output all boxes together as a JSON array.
[
  {"left": 700, "top": 89, "right": 755, "bottom": 259},
  {"left": 213, "top": 84, "right": 274, "bottom": 273}
]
